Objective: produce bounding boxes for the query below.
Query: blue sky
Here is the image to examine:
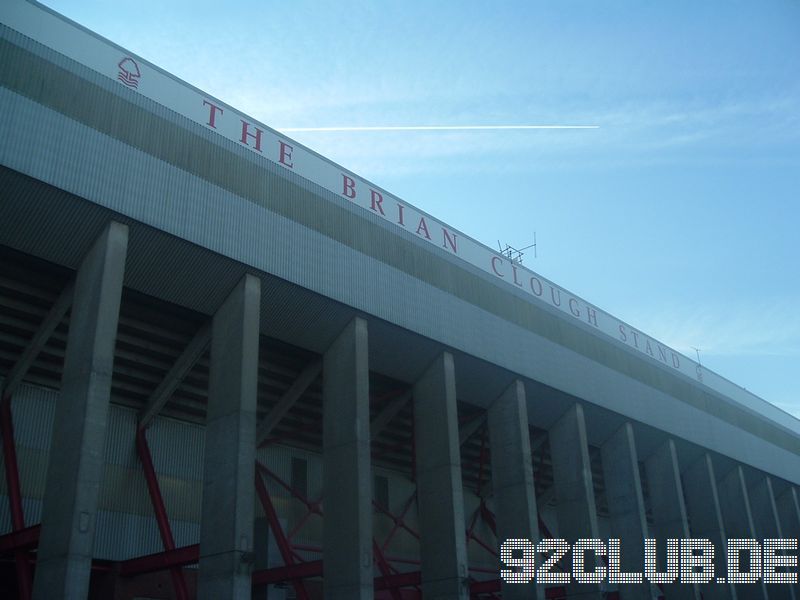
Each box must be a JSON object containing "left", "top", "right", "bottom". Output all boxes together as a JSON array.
[{"left": 40, "top": 0, "right": 800, "bottom": 419}]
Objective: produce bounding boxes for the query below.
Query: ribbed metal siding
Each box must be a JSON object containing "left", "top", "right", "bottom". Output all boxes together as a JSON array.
[
  {"left": 256, "top": 445, "right": 324, "bottom": 550},
  {"left": 0, "top": 377, "right": 55, "bottom": 534},
  {"left": 0, "top": 377, "right": 206, "bottom": 557},
  {"left": 96, "top": 404, "right": 205, "bottom": 559}
]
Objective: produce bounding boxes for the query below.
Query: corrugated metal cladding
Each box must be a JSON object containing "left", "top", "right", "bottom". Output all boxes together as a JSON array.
[
  {"left": 0, "top": 379, "right": 445, "bottom": 560},
  {"left": 256, "top": 445, "right": 323, "bottom": 549},
  {"left": 0, "top": 379, "right": 207, "bottom": 559}
]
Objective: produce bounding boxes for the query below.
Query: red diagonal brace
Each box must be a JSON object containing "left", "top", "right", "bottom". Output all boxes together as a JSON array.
[
  {"left": 0, "top": 524, "right": 40, "bottom": 554},
  {"left": 255, "top": 467, "right": 311, "bottom": 600},
  {"left": 135, "top": 427, "right": 189, "bottom": 600},
  {"left": 0, "top": 394, "right": 33, "bottom": 600},
  {"left": 479, "top": 500, "right": 497, "bottom": 536},
  {"left": 373, "top": 539, "right": 402, "bottom": 600},
  {"left": 119, "top": 543, "right": 199, "bottom": 576},
  {"left": 252, "top": 559, "right": 322, "bottom": 585}
]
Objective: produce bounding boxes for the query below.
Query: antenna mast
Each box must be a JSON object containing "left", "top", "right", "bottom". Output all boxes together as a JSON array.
[{"left": 497, "top": 232, "right": 537, "bottom": 264}]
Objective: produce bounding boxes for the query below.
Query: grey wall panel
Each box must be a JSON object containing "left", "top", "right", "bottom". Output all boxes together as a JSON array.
[
  {"left": 0, "top": 496, "right": 42, "bottom": 534},
  {"left": 94, "top": 509, "right": 201, "bottom": 561},
  {"left": 0, "top": 379, "right": 208, "bottom": 557},
  {"left": 146, "top": 413, "right": 205, "bottom": 482},
  {"left": 94, "top": 509, "right": 162, "bottom": 561},
  {"left": 256, "top": 444, "right": 324, "bottom": 549},
  {"left": 7, "top": 377, "right": 57, "bottom": 452},
  {"left": 0, "top": 378, "right": 54, "bottom": 534}
]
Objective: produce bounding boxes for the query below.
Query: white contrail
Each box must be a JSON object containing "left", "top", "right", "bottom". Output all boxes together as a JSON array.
[{"left": 278, "top": 124, "right": 599, "bottom": 132}]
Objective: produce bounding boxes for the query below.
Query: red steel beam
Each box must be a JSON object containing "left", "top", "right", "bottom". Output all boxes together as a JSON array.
[
  {"left": 118, "top": 543, "right": 199, "bottom": 576},
  {"left": 254, "top": 467, "right": 311, "bottom": 600},
  {"left": 135, "top": 427, "right": 189, "bottom": 600},
  {"left": 479, "top": 501, "right": 497, "bottom": 536},
  {"left": 0, "top": 394, "right": 33, "bottom": 600},
  {"left": 252, "top": 559, "right": 322, "bottom": 585},
  {"left": 375, "top": 570, "right": 421, "bottom": 590},
  {"left": 0, "top": 524, "right": 40, "bottom": 554},
  {"left": 373, "top": 539, "right": 403, "bottom": 600}
]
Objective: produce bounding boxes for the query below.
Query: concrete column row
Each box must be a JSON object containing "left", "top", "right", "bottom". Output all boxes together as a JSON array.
[
  {"left": 27, "top": 224, "right": 800, "bottom": 600},
  {"left": 550, "top": 407, "right": 800, "bottom": 600}
]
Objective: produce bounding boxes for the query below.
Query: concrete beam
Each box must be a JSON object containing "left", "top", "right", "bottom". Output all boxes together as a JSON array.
[
  {"left": 138, "top": 320, "right": 211, "bottom": 429},
  {"left": 488, "top": 379, "right": 543, "bottom": 600},
  {"left": 718, "top": 465, "right": 767, "bottom": 600},
  {"left": 682, "top": 453, "right": 736, "bottom": 600},
  {"left": 644, "top": 440, "right": 698, "bottom": 600},
  {"left": 1, "top": 279, "right": 73, "bottom": 400},
  {"left": 548, "top": 403, "right": 601, "bottom": 598},
  {"left": 322, "top": 317, "right": 373, "bottom": 600},
  {"left": 600, "top": 422, "right": 650, "bottom": 600},
  {"left": 413, "top": 352, "right": 469, "bottom": 599},
  {"left": 32, "top": 221, "right": 128, "bottom": 600},
  {"left": 256, "top": 359, "right": 322, "bottom": 446},
  {"left": 198, "top": 274, "right": 261, "bottom": 600}
]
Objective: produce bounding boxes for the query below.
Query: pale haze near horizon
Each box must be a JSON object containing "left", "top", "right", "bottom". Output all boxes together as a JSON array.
[{"left": 39, "top": 0, "right": 800, "bottom": 420}]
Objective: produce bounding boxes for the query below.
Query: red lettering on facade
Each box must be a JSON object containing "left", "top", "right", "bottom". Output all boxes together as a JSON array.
[
  {"left": 550, "top": 286, "right": 561, "bottom": 307},
  {"left": 586, "top": 306, "right": 598, "bottom": 327},
  {"left": 396, "top": 204, "right": 405, "bottom": 226},
  {"left": 203, "top": 100, "right": 223, "bottom": 129},
  {"left": 569, "top": 298, "right": 580, "bottom": 317},
  {"left": 370, "top": 190, "right": 385, "bottom": 215},
  {"left": 511, "top": 265, "right": 523, "bottom": 287},
  {"left": 278, "top": 141, "right": 294, "bottom": 168},
  {"left": 658, "top": 345, "right": 667, "bottom": 363},
  {"left": 442, "top": 228, "right": 458, "bottom": 254},
  {"left": 491, "top": 256, "right": 504, "bottom": 277},
  {"left": 240, "top": 120, "right": 263, "bottom": 152},
  {"left": 529, "top": 277, "right": 542, "bottom": 296},
  {"left": 416, "top": 217, "right": 431, "bottom": 240},
  {"left": 342, "top": 174, "right": 356, "bottom": 199}
]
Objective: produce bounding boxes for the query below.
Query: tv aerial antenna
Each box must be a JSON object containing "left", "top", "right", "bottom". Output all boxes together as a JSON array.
[
  {"left": 691, "top": 346, "right": 702, "bottom": 365},
  {"left": 497, "top": 232, "right": 537, "bottom": 264}
]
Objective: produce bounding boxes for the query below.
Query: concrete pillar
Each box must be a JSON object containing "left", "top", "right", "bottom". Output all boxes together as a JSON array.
[
  {"left": 749, "top": 477, "right": 795, "bottom": 600},
  {"left": 323, "top": 317, "right": 373, "bottom": 599},
  {"left": 32, "top": 221, "right": 128, "bottom": 600},
  {"left": 198, "top": 274, "right": 261, "bottom": 600},
  {"left": 682, "top": 453, "right": 737, "bottom": 600},
  {"left": 718, "top": 465, "right": 767, "bottom": 600},
  {"left": 644, "top": 440, "right": 698, "bottom": 600},
  {"left": 600, "top": 422, "right": 650, "bottom": 600},
  {"left": 253, "top": 516, "right": 286, "bottom": 600},
  {"left": 548, "top": 403, "right": 601, "bottom": 598},
  {"left": 413, "top": 352, "right": 469, "bottom": 599},
  {"left": 487, "top": 379, "right": 543, "bottom": 600}
]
